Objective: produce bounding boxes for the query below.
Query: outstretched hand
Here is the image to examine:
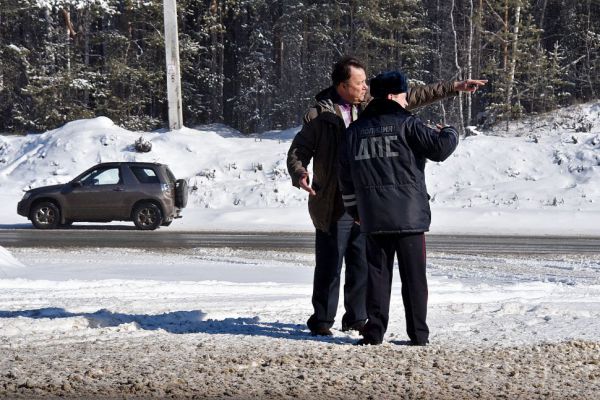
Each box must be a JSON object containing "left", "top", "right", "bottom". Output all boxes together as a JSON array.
[
  {"left": 454, "top": 79, "right": 488, "bottom": 93},
  {"left": 299, "top": 173, "right": 316, "bottom": 196}
]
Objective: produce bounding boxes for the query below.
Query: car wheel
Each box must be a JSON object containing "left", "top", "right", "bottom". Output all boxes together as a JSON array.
[
  {"left": 30, "top": 201, "right": 60, "bottom": 229},
  {"left": 132, "top": 202, "right": 163, "bottom": 230}
]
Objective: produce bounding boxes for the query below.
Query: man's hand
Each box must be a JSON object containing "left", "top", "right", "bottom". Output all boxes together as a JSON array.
[
  {"left": 299, "top": 173, "right": 316, "bottom": 196},
  {"left": 454, "top": 79, "right": 487, "bottom": 93}
]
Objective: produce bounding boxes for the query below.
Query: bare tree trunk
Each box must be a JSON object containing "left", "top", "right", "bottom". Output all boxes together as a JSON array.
[
  {"left": 61, "top": 8, "right": 77, "bottom": 38},
  {"left": 505, "top": 1, "right": 521, "bottom": 117},
  {"left": 436, "top": 0, "right": 446, "bottom": 123},
  {"left": 209, "top": 0, "right": 224, "bottom": 121},
  {"left": 585, "top": 0, "right": 596, "bottom": 97},
  {"left": 217, "top": 4, "right": 224, "bottom": 122},
  {"left": 478, "top": 0, "right": 483, "bottom": 76},
  {"left": 474, "top": 0, "right": 485, "bottom": 124},
  {"left": 450, "top": 0, "right": 465, "bottom": 134},
  {"left": 466, "top": 0, "right": 474, "bottom": 125},
  {"left": 539, "top": 0, "right": 548, "bottom": 31},
  {"left": 503, "top": 0, "right": 509, "bottom": 71},
  {"left": 63, "top": 10, "right": 72, "bottom": 78},
  {"left": 0, "top": 10, "right": 2, "bottom": 92},
  {"left": 83, "top": 10, "right": 90, "bottom": 108},
  {"left": 349, "top": 0, "right": 355, "bottom": 51}
]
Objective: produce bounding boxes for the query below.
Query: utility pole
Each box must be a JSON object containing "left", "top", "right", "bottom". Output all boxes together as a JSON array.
[{"left": 163, "top": 0, "right": 183, "bottom": 130}]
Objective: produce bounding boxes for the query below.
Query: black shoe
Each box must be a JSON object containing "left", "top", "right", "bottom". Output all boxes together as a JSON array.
[
  {"left": 409, "top": 339, "right": 429, "bottom": 346},
  {"left": 341, "top": 320, "right": 366, "bottom": 333},
  {"left": 310, "top": 327, "right": 333, "bottom": 336},
  {"left": 355, "top": 337, "right": 382, "bottom": 346}
]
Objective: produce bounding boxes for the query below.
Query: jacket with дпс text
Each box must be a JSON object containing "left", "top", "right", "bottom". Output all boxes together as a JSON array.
[
  {"left": 287, "top": 80, "right": 458, "bottom": 233},
  {"left": 338, "top": 98, "right": 459, "bottom": 234}
]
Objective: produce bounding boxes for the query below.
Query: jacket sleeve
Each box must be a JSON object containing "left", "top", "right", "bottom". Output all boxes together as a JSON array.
[
  {"left": 405, "top": 116, "right": 459, "bottom": 162},
  {"left": 338, "top": 127, "right": 359, "bottom": 220},
  {"left": 287, "top": 114, "right": 318, "bottom": 188},
  {"left": 406, "top": 80, "right": 457, "bottom": 111}
]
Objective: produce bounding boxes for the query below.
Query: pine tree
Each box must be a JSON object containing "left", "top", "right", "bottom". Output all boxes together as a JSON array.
[{"left": 0, "top": 0, "right": 598, "bottom": 134}]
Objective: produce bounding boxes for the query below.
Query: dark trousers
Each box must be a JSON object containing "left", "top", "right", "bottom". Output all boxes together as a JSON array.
[
  {"left": 362, "top": 233, "right": 429, "bottom": 344},
  {"left": 307, "top": 212, "right": 368, "bottom": 330}
]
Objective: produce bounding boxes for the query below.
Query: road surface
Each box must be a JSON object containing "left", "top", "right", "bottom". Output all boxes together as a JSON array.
[{"left": 0, "top": 229, "right": 599, "bottom": 254}]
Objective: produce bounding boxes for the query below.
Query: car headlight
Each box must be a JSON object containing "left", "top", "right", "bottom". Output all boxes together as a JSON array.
[
  {"left": 161, "top": 183, "right": 170, "bottom": 192},
  {"left": 21, "top": 192, "right": 32, "bottom": 200}
]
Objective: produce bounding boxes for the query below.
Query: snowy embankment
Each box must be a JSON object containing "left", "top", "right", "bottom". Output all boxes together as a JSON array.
[
  {"left": 1, "top": 246, "right": 599, "bottom": 398},
  {"left": 0, "top": 101, "right": 599, "bottom": 234}
]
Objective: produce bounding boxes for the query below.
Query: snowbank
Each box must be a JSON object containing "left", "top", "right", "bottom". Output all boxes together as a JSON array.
[
  {"left": 1, "top": 246, "right": 599, "bottom": 398},
  {"left": 0, "top": 246, "right": 24, "bottom": 269},
  {"left": 1, "top": 102, "right": 599, "bottom": 234}
]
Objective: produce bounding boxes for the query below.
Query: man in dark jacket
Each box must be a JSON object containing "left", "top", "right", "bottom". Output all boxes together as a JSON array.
[
  {"left": 338, "top": 70, "right": 461, "bottom": 346},
  {"left": 288, "top": 56, "right": 485, "bottom": 336}
]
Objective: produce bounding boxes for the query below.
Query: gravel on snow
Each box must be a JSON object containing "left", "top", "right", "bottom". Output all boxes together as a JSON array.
[{"left": 1, "top": 333, "right": 599, "bottom": 399}]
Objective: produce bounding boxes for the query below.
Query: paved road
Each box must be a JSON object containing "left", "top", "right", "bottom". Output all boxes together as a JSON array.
[{"left": 0, "top": 229, "right": 599, "bottom": 255}]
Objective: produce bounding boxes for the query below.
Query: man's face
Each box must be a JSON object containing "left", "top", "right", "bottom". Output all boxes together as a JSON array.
[{"left": 336, "top": 66, "right": 368, "bottom": 104}]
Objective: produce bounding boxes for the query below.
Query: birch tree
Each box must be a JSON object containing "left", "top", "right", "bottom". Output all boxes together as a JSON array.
[
  {"left": 505, "top": 0, "right": 521, "bottom": 122},
  {"left": 450, "top": 0, "right": 465, "bottom": 133}
]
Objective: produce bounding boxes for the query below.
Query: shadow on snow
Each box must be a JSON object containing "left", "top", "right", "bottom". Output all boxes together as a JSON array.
[{"left": 0, "top": 307, "right": 355, "bottom": 344}]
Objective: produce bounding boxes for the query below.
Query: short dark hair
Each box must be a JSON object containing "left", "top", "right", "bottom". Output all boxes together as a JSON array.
[{"left": 331, "top": 56, "right": 366, "bottom": 87}]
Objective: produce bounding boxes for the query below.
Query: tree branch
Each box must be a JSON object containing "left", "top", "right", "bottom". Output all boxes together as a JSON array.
[{"left": 60, "top": 8, "right": 77, "bottom": 38}]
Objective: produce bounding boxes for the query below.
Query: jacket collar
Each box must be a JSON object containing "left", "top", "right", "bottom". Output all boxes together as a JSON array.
[
  {"left": 360, "top": 98, "right": 411, "bottom": 119},
  {"left": 315, "top": 86, "right": 343, "bottom": 104},
  {"left": 315, "top": 86, "right": 369, "bottom": 117},
  {"left": 315, "top": 86, "right": 339, "bottom": 102}
]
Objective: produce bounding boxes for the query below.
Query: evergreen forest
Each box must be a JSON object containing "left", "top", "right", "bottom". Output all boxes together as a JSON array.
[{"left": 0, "top": 0, "right": 599, "bottom": 134}]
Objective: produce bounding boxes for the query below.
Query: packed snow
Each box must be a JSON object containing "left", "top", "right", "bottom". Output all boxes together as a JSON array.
[
  {"left": 1, "top": 246, "right": 599, "bottom": 347},
  {"left": 1, "top": 246, "right": 599, "bottom": 398},
  {"left": 1, "top": 102, "right": 599, "bottom": 398}
]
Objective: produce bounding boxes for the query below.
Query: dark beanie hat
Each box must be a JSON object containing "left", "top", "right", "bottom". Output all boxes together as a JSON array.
[{"left": 369, "top": 71, "right": 408, "bottom": 98}]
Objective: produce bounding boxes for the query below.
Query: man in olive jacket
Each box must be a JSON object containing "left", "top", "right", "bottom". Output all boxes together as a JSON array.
[{"left": 287, "top": 56, "right": 486, "bottom": 336}]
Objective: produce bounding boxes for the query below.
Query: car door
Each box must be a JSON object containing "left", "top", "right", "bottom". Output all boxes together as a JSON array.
[{"left": 64, "top": 166, "right": 128, "bottom": 220}]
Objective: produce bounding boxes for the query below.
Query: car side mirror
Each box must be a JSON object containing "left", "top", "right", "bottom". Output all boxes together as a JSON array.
[{"left": 72, "top": 181, "right": 83, "bottom": 188}]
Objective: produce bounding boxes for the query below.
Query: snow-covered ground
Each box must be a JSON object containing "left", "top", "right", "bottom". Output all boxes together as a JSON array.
[
  {"left": 1, "top": 246, "right": 599, "bottom": 398},
  {"left": 2, "top": 246, "right": 600, "bottom": 347},
  {"left": 1, "top": 102, "right": 599, "bottom": 398}
]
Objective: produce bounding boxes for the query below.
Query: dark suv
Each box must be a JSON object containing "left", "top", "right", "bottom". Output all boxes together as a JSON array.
[{"left": 17, "top": 162, "right": 187, "bottom": 230}]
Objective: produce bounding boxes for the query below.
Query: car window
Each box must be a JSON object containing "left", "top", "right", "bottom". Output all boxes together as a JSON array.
[
  {"left": 80, "top": 167, "right": 121, "bottom": 186},
  {"left": 165, "top": 167, "right": 176, "bottom": 184},
  {"left": 131, "top": 166, "right": 160, "bottom": 184}
]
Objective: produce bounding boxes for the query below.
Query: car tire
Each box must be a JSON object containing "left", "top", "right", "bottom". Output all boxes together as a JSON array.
[
  {"left": 30, "top": 201, "right": 60, "bottom": 229},
  {"left": 175, "top": 179, "right": 188, "bottom": 208},
  {"left": 132, "top": 202, "right": 163, "bottom": 231}
]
